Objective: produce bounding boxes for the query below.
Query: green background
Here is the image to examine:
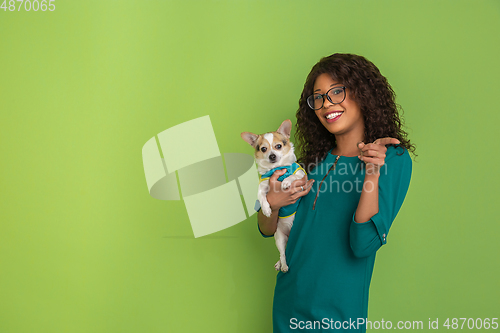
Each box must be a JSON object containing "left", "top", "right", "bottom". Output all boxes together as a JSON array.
[{"left": 1, "top": 0, "right": 499, "bottom": 332}]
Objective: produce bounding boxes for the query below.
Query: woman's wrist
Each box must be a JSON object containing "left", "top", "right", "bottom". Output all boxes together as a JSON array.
[
  {"left": 364, "top": 171, "right": 380, "bottom": 179},
  {"left": 364, "top": 166, "right": 381, "bottom": 178},
  {"left": 267, "top": 197, "right": 281, "bottom": 211},
  {"left": 362, "top": 172, "right": 379, "bottom": 193}
]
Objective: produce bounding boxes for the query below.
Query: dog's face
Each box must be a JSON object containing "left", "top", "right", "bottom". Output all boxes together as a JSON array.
[
  {"left": 241, "top": 119, "right": 296, "bottom": 172},
  {"left": 253, "top": 131, "right": 292, "bottom": 165}
]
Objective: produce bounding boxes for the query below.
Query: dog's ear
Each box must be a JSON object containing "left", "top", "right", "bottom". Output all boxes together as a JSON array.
[
  {"left": 241, "top": 132, "right": 259, "bottom": 147},
  {"left": 277, "top": 119, "right": 292, "bottom": 138}
]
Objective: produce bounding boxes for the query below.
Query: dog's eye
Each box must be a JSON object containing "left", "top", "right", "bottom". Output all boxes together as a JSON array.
[
  {"left": 261, "top": 147, "right": 267, "bottom": 153},
  {"left": 276, "top": 144, "right": 282, "bottom": 149}
]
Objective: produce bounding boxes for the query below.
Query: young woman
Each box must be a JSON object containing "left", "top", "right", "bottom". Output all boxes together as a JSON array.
[{"left": 258, "top": 53, "right": 416, "bottom": 332}]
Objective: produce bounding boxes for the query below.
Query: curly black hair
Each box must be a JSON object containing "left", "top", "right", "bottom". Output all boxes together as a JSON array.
[{"left": 295, "top": 53, "right": 416, "bottom": 172}]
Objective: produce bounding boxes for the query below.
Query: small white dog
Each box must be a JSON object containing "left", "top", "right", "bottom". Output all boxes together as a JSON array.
[{"left": 241, "top": 119, "right": 306, "bottom": 273}]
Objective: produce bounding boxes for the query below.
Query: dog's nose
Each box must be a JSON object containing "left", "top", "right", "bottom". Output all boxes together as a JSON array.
[{"left": 269, "top": 154, "right": 276, "bottom": 162}]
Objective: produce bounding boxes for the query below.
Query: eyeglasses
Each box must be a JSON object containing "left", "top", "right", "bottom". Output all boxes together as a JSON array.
[{"left": 306, "top": 86, "right": 346, "bottom": 110}]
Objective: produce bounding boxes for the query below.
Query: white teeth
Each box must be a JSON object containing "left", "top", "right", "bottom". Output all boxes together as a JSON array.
[{"left": 326, "top": 112, "right": 343, "bottom": 119}]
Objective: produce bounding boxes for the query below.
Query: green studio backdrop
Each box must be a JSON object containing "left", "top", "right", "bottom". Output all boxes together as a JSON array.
[{"left": 1, "top": 1, "right": 499, "bottom": 332}]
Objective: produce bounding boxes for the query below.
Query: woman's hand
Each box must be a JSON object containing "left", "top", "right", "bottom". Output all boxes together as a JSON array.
[
  {"left": 266, "top": 169, "right": 314, "bottom": 211},
  {"left": 357, "top": 138, "right": 400, "bottom": 175}
]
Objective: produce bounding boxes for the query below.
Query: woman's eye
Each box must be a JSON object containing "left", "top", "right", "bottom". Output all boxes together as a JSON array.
[
  {"left": 332, "top": 88, "right": 343, "bottom": 95},
  {"left": 314, "top": 94, "right": 323, "bottom": 100},
  {"left": 276, "top": 144, "right": 282, "bottom": 149},
  {"left": 261, "top": 147, "right": 267, "bottom": 153}
]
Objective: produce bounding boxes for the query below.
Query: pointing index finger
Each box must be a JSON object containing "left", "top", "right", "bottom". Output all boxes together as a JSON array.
[{"left": 374, "top": 137, "right": 401, "bottom": 146}]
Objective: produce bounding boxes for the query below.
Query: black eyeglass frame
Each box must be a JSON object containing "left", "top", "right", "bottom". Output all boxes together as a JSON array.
[{"left": 306, "top": 86, "right": 347, "bottom": 110}]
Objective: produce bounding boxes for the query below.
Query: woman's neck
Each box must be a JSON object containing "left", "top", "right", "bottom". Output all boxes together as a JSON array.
[{"left": 331, "top": 132, "right": 364, "bottom": 157}]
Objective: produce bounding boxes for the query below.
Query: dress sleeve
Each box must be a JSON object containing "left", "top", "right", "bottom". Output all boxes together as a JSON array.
[{"left": 349, "top": 145, "right": 412, "bottom": 258}]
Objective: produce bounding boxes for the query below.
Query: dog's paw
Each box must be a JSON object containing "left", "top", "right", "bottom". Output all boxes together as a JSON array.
[
  {"left": 262, "top": 203, "right": 272, "bottom": 217},
  {"left": 275, "top": 259, "right": 288, "bottom": 273},
  {"left": 280, "top": 260, "right": 289, "bottom": 273},
  {"left": 281, "top": 178, "right": 293, "bottom": 190}
]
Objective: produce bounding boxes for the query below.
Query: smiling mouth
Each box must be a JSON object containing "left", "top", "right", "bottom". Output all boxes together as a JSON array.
[
  {"left": 326, "top": 112, "right": 343, "bottom": 119},
  {"left": 325, "top": 111, "right": 343, "bottom": 122}
]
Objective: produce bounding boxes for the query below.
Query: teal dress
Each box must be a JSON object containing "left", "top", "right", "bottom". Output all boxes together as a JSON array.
[{"left": 261, "top": 145, "right": 412, "bottom": 332}]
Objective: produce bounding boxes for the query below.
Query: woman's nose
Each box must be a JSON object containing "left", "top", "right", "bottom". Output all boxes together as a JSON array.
[{"left": 322, "top": 95, "right": 333, "bottom": 109}]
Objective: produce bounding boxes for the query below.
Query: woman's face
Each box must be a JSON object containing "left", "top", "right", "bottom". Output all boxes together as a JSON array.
[{"left": 313, "top": 73, "right": 364, "bottom": 136}]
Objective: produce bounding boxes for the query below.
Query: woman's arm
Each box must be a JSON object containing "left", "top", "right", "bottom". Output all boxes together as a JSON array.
[
  {"left": 257, "top": 208, "right": 280, "bottom": 236},
  {"left": 350, "top": 140, "right": 412, "bottom": 258},
  {"left": 354, "top": 172, "right": 380, "bottom": 223},
  {"left": 354, "top": 138, "right": 397, "bottom": 223},
  {"left": 257, "top": 168, "right": 314, "bottom": 236}
]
